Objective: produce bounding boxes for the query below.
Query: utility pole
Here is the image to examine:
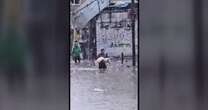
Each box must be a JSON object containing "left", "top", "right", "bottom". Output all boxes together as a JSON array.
[
  {"left": 131, "top": 0, "right": 136, "bottom": 66},
  {"left": 89, "top": 17, "right": 97, "bottom": 60}
]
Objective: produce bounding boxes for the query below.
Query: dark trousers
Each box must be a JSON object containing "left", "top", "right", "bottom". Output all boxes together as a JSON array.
[
  {"left": 99, "top": 60, "right": 107, "bottom": 69},
  {"left": 74, "top": 56, "right": 80, "bottom": 63}
]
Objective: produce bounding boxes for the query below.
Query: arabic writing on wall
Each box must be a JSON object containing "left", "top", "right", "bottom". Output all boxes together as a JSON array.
[{"left": 96, "top": 12, "right": 132, "bottom": 56}]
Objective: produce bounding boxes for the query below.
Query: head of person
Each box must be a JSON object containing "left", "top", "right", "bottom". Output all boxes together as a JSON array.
[
  {"left": 101, "top": 49, "right": 105, "bottom": 53},
  {"left": 76, "top": 30, "right": 80, "bottom": 34},
  {"left": 74, "top": 41, "right": 79, "bottom": 47}
]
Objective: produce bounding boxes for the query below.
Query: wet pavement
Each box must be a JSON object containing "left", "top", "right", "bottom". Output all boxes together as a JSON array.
[{"left": 70, "top": 60, "right": 138, "bottom": 110}]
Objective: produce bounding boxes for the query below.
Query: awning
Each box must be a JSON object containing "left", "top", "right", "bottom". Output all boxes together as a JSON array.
[{"left": 72, "top": 0, "right": 110, "bottom": 30}]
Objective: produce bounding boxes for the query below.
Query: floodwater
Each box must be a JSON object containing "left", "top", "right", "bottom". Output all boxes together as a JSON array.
[{"left": 70, "top": 60, "right": 138, "bottom": 110}]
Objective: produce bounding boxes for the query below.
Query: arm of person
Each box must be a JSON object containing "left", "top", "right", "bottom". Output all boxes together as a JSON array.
[{"left": 71, "top": 48, "right": 75, "bottom": 56}]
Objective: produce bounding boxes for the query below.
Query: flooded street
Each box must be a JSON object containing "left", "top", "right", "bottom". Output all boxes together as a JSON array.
[{"left": 70, "top": 60, "right": 138, "bottom": 110}]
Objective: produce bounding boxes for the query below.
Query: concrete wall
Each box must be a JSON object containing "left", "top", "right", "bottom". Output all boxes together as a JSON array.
[{"left": 96, "top": 11, "right": 138, "bottom": 57}]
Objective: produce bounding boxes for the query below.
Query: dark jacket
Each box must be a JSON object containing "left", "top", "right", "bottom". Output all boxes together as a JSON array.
[{"left": 97, "top": 52, "right": 107, "bottom": 59}]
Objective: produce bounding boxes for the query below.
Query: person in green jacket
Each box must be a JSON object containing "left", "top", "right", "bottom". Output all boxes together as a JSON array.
[{"left": 72, "top": 41, "right": 81, "bottom": 63}]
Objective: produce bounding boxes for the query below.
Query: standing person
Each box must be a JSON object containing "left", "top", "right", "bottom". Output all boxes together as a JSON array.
[
  {"left": 72, "top": 41, "right": 81, "bottom": 63},
  {"left": 74, "top": 29, "right": 80, "bottom": 41},
  {"left": 79, "top": 28, "right": 88, "bottom": 59}
]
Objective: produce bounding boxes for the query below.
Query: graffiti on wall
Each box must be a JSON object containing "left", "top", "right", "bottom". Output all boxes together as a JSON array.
[{"left": 96, "top": 12, "right": 133, "bottom": 56}]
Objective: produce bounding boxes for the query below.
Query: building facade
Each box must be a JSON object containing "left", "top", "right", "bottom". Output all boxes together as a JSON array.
[{"left": 70, "top": 0, "right": 138, "bottom": 59}]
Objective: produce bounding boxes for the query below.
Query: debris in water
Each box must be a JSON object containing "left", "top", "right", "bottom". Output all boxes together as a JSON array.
[{"left": 93, "top": 88, "right": 104, "bottom": 92}]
